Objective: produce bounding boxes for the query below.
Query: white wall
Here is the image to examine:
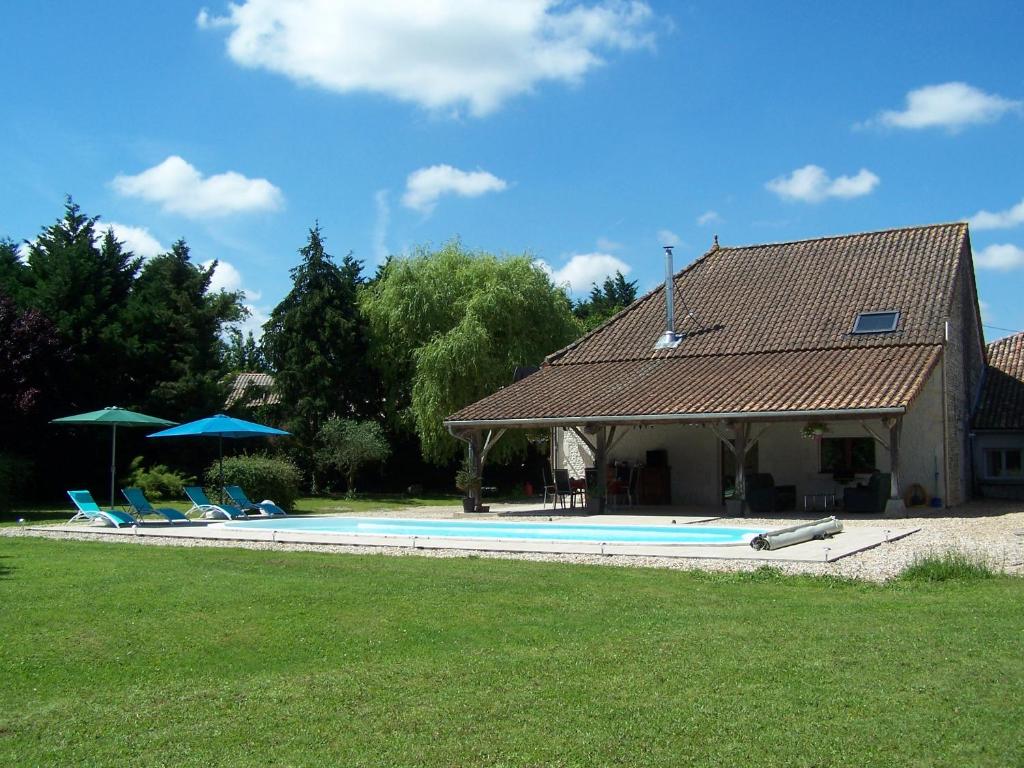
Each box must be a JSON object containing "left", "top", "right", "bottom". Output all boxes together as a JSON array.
[
  {"left": 555, "top": 365, "right": 948, "bottom": 508},
  {"left": 557, "top": 424, "right": 721, "bottom": 506}
]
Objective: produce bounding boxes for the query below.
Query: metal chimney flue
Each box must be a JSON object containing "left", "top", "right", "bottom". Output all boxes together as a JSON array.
[{"left": 654, "top": 245, "right": 682, "bottom": 349}]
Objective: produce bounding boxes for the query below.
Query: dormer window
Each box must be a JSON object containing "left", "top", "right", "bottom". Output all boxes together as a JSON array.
[{"left": 852, "top": 310, "right": 900, "bottom": 334}]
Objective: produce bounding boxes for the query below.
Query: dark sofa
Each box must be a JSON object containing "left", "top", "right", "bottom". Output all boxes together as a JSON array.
[{"left": 745, "top": 473, "right": 796, "bottom": 514}]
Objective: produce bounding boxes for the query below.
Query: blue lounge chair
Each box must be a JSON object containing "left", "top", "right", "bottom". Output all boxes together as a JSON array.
[
  {"left": 183, "top": 486, "right": 247, "bottom": 520},
  {"left": 121, "top": 487, "right": 190, "bottom": 523},
  {"left": 224, "top": 485, "right": 287, "bottom": 517},
  {"left": 67, "top": 490, "right": 138, "bottom": 528}
]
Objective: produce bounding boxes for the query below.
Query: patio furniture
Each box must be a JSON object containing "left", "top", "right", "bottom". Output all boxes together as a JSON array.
[
  {"left": 541, "top": 465, "right": 557, "bottom": 508},
  {"left": 66, "top": 490, "right": 138, "bottom": 528},
  {"left": 803, "top": 492, "right": 837, "bottom": 512},
  {"left": 843, "top": 472, "right": 891, "bottom": 513},
  {"left": 553, "top": 469, "right": 575, "bottom": 509},
  {"left": 183, "top": 486, "right": 247, "bottom": 520},
  {"left": 745, "top": 474, "right": 796, "bottom": 514},
  {"left": 121, "top": 487, "right": 190, "bottom": 523},
  {"left": 224, "top": 485, "right": 287, "bottom": 516}
]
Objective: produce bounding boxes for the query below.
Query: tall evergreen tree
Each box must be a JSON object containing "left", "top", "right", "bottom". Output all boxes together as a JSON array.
[
  {"left": 223, "top": 328, "right": 269, "bottom": 373},
  {"left": 263, "top": 224, "right": 372, "bottom": 486},
  {"left": 573, "top": 270, "right": 638, "bottom": 330},
  {"left": 0, "top": 239, "right": 29, "bottom": 305},
  {"left": 23, "top": 198, "right": 141, "bottom": 408},
  {"left": 122, "top": 239, "right": 246, "bottom": 417}
]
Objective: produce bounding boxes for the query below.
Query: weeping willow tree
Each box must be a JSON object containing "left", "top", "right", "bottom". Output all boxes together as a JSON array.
[{"left": 362, "top": 239, "right": 580, "bottom": 464}]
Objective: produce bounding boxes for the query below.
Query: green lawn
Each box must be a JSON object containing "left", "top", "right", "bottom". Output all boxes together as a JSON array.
[{"left": 1, "top": 538, "right": 1021, "bottom": 767}]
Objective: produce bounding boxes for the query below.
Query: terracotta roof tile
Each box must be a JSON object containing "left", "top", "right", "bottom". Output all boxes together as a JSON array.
[
  {"left": 225, "top": 372, "right": 280, "bottom": 409},
  {"left": 552, "top": 223, "right": 967, "bottom": 365},
  {"left": 448, "top": 346, "right": 942, "bottom": 424},
  {"left": 974, "top": 332, "right": 1024, "bottom": 430}
]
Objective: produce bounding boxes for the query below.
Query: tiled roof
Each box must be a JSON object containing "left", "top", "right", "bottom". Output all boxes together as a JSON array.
[
  {"left": 552, "top": 223, "right": 967, "bottom": 365},
  {"left": 974, "top": 333, "right": 1024, "bottom": 430},
  {"left": 447, "top": 223, "right": 970, "bottom": 425},
  {"left": 225, "top": 372, "right": 280, "bottom": 409},
  {"left": 447, "top": 346, "right": 942, "bottom": 424}
]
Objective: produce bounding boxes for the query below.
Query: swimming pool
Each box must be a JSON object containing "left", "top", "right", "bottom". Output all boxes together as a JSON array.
[{"left": 224, "top": 516, "right": 765, "bottom": 546}]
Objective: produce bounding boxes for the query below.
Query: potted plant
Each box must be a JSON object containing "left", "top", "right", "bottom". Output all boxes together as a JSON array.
[
  {"left": 455, "top": 458, "right": 482, "bottom": 513},
  {"left": 801, "top": 422, "right": 829, "bottom": 439}
]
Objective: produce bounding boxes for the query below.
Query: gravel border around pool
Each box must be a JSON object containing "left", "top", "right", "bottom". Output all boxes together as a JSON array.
[{"left": 3, "top": 499, "right": 1022, "bottom": 582}]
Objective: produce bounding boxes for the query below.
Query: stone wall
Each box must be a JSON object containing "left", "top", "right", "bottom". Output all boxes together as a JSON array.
[{"left": 943, "top": 252, "right": 987, "bottom": 505}]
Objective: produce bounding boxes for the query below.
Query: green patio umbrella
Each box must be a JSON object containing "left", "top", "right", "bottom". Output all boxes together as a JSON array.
[{"left": 51, "top": 406, "right": 177, "bottom": 508}]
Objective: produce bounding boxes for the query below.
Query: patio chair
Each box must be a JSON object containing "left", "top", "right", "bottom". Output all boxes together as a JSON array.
[
  {"left": 183, "top": 486, "right": 247, "bottom": 520},
  {"left": 66, "top": 490, "right": 138, "bottom": 528},
  {"left": 541, "top": 465, "right": 557, "bottom": 508},
  {"left": 553, "top": 469, "right": 575, "bottom": 509},
  {"left": 121, "top": 487, "right": 190, "bottom": 523},
  {"left": 224, "top": 485, "right": 286, "bottom": 517}
]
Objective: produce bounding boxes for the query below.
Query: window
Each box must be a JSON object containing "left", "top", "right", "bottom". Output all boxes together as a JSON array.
[
  {"left": 852, "top": 311, "right": 900, "bottom": 334},
  {"left": 984, "top": 448, "right": 1023, "bottom": 480},
  {"left": 820, "top": 437, "right": 876, "bottom": 475}
]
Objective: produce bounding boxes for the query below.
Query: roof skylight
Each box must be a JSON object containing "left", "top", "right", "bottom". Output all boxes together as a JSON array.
[{"left": 852, "top": 311, "right": 900, "bottom": 334}]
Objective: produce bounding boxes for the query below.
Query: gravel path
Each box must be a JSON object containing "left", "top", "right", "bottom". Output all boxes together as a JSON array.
[{"left": 4, "top": 499, "right": 1022, "bottom": 582}]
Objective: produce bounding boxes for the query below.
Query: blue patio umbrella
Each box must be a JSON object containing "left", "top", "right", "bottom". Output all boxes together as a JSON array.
[{"left": 147, "top": 414, "right": 289, "bottom": 501}]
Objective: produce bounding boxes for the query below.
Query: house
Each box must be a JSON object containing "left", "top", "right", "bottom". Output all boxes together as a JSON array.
[
  {"left": 972, "top": 332, "right": 1024, "bottom": 499},
  {"left": 225, "top": 372, "right": 281, "bottom": 410},
  {"left": 445, "top": 223, "right": 986, "bottom": 514}
]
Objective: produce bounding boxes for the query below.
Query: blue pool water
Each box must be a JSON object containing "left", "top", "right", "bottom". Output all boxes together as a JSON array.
[{"left": 224, "top": 516, "right": 765, "bottom": 546}]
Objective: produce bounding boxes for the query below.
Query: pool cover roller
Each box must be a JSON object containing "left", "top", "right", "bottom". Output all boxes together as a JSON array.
[{"left": 749, "top": 517, "right": 843, "bottom": 551}]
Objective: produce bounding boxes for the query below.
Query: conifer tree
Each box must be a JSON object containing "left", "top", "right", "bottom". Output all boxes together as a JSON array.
[{"left": 263, "top": 224, "right": 373, "bottom": 487}]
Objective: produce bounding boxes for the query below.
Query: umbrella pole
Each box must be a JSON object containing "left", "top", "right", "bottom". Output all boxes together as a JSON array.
[
  {"left": 219, "top": 435, "right": 224, "bottom": 504},
  {"left": 110, "top": 424, "right": 118, "bottom": 508}
]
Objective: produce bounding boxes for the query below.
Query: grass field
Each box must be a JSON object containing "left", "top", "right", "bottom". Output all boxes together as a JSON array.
[{"left": 1, "top": 537, "right": 1021, "bottom": 767}]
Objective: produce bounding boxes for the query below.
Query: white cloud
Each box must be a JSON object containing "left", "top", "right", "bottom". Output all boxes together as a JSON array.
[
  {"left": 536, "top": 252, "right": 631, "bottom": 293},
  {"left": 696, "top": 210, "right": 721, "bottom": 227},
  {"left": 111, "top": 155, "right": 284, "bottom": 218},
  {"left": 969, "top": 198, "right": 1024, "bottom": 231},
  {"left": 402, "top": 164, "right": 507, "bottom": 214},
  {"left": 196, "top": 8, "right": 231, "bottom": 29},
  {"left": 870, "top": 82, "right": 1021, "bottom": 132},
  {"left": 766, "top": 165, "right": 879, "bottom": 203},
  {"left": 202, "top": 258, "right": 269, "bottom": 338},
  {"left": 657, "top": 229, "right": 681, "bottom": 247},
  {"left": 973, "top": 244, "right": 1024, "bottom": 271},
  {"left": 596, "top": 236, "right": 622, "bottom": 252},
  {"left": 373, "top": 189, "right": 390, "bottom": 262},
  {"left": 198, "top": 0, "right": 656, "bottom": 117},
  {"left": 96, "top": 222, "right": 166, "bottom": 259}
]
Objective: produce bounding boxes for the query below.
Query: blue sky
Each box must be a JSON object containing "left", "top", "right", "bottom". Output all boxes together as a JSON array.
[{"left": 3, "top": 1, "right": 1023, "bottom": 339}]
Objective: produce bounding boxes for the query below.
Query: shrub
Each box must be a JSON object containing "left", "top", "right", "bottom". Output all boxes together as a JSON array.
[
  {"left": 0, "top": 453, "right": 32, "bottom": 514},
  {"left": 124, "top": 456, "right": 194, "bottom": 501},
  {"left": 205, "top": 453, "right": 301, "bottom": 512},
  {"left": 897, "top": 551, "right": 995, "bottom": 583}
]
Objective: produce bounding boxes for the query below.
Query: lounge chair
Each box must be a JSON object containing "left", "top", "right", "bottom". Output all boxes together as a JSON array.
[
  {"left": 121, "top": 487, "right": 190, "bottom": 523},
  {"left": 183, "top": 486, "right": 247, "bottom": 520},
  {"left": 224, "top": 485, "right": 286, "bottom": 516},
  {"left": 67, "top": 490, "right": 138, "bottom": 528}
]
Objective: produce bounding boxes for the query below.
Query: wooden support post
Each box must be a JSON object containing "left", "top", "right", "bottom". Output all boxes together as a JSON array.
[
  {"left": 733, "top": 422, "right": 749, "bottom": 515},
  {"left": 884, "top": 417, "right": 906, "bottom": 518},
  {"left": 467, "top": 431, "right": 484, "bottom": 508},
  {"left": 594, "top": 426, "right": 608, "bottom": 514}
]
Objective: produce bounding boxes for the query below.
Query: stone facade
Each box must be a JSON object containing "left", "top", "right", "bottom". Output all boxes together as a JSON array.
[{"left": 941, "top": 249, "right": 987, "bottom": 505}]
